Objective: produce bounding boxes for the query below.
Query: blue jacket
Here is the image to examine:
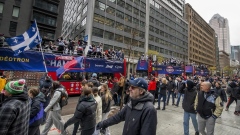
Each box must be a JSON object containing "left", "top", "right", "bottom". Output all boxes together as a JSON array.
[{"left": 29, "top": 92, "right": 46, "bottom": 127}]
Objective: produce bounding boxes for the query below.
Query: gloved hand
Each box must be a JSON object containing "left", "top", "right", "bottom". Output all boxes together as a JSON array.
[{"left": 96, "top": 122, "right": 104, "bottom": 130}]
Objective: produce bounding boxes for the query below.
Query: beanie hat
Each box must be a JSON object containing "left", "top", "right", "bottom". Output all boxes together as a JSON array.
[{"left": 4, "top": 79, "right": 25, "bottom": 94}]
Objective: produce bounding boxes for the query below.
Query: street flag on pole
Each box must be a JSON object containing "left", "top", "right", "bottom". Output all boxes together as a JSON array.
[{"left": 6, "top": 20, "right": 42, "bottom": 56}]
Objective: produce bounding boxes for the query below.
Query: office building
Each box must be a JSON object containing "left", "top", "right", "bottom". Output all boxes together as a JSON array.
[
  {"left": 0, "top": 0, "right": 65, "bottom": 41},
  {"left": 62, "top": 0, "right": 188, "bottom": 63},
  {"left": 209, "top": 14, "right": 231, "bottom": 54},
  {"left": 231, "top": 45, "right": 240, "bottom": 61},
  {"left": 184, "top": 3, "right": 216, "bottom": 67}
]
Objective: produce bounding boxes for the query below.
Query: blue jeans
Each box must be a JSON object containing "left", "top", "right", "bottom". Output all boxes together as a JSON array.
[
  {"left": 158, "top": 94, "right": 166, "bottom": 108},
  {"left": 167, "top": 91, "right": 175, "bottom": 104},
  {"left": 183, "top": 111, "right": 198, "bottom": 135},
  {"left": 176, "top": 93, "right": 184, "bottom": 106}
]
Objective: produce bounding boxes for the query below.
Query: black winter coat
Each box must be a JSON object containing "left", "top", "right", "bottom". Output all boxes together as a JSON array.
[
  {"left": 29, "top": 92, "right": 46, "bottom": 127},
  {"left": 182, "top": 88, "right": 197, "bottom": 113},
  {"left": 159, "top": 83, "right": 167, "bottom": 95},
  {"left": 167, "top": 81, "right": 176, "bottom": 91},
  {"left": 214, "top": 87, "right": 227, "bottom": 102},
  {"left": 100, "top": 92, "right": 157, "bottom": 135},
  {"left": 64, "top": 95, "right": 97, "bottom": 130}
]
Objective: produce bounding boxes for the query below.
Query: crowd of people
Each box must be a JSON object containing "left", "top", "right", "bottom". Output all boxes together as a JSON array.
[
  {"left": 0, "top": 72, "right": 240, "bottom": 135},
  {"left": 34, "top": 37, "right": 124, "bottom": 61}
]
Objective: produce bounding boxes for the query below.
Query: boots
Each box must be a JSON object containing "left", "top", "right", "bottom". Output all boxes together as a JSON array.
[{"left": 156, "top": 106, "right": 160, "bottom": 110}]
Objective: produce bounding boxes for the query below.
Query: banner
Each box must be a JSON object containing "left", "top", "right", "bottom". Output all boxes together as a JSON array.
[
  {"left": 154, "top": 65, "right": 184, "bottom": 75},
  {"left": 185, "top": 66, "right": 194, "bottom": 73},
  {"left": 0, "top": 48, "right": 124, "bottom": 73},
  {"left": 195, "top": 68, "right": 209, "bottom": 76},
  {"left": 136, "top": 60, "right": 148, "bottom": 71}
]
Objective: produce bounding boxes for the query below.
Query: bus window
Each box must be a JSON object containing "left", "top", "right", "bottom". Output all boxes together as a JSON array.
[{"left": 58, "top": 72, "right": 84, "bottom": 82}]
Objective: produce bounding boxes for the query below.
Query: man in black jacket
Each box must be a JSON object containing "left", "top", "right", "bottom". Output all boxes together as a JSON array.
[
  {"left": 194, "top": 82, "right": 223, "bottom": 135},
  {"left": 166, "top": 77, "right": 176, "bottom": 105},
  {"left": 96, "top": 78, "right": 157, "bottom": 135},
  {"left": 180, "top": 80, "right": 199, "bottom": 135}
]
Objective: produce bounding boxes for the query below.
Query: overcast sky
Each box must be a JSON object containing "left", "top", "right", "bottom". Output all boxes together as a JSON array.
[{"left": 185, "top": 0, "right": 239, "bottom": 45}]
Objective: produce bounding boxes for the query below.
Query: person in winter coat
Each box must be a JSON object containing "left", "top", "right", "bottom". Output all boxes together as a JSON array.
[
  {"left": 28, "top": 88, "right": 46, "bottom": 135},
  {"left": 225, "top": 81, "right": 237, "bottom": 111},
  {"left": 175, "top": 77, "right": 185, "bottom": 107},
  {"left": 88, "top": 73, "right": 100, "bottom": 87},
  {"left": 214, "top": 82, "right": 227, "bottom": 103},
  {"left": 0, "top": 79, "right": 31, "bottom": 135},
  {"left": 166, "top": 77, "right": 176, "bottom": 105},
  {"left": 41, "top": 81, "right": 67, "bottom": 135},
  {"left": 111, "top": 77, "right": 119, "bottom": 105},
  {"left": 64, "top": 87, "right": 97, "bottom": 135},
  {"left": 179, "top": 80, "right": 199, "bottom": 135},
  {"left": 148, "top": 76, "right": 157, "bottom": 104},
  {"left": 100, "top": 83, "right": 113, "bottom": 135},
  {"left": 92, "top": 87, "right": 102, "bottom": 135},
  {"left": 157, "top": 78, "right": 167, "bottom": 110},
  {"left": 194, "top": 82, "right": 223, "bottom": 135},
  {"left": 39, "top": 75, "right": 53, "bottom": 124},
  {"left": 96, "top": 78, "right": 157, "bottom": 135},
  {"left": 230, "top": 82, "right": 240, "bottom": 115}
]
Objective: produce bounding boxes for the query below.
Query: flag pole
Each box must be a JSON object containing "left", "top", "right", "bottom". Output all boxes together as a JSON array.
[{"left": 35, "top": 19, "right": 48, "bottom": 73}]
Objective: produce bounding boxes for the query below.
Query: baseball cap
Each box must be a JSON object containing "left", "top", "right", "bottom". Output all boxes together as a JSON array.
[
  {"left": 129, "top": 78, "right": 148, "bottom": 90},
  {"left": 92, "top": 73, "right": 97, "bottom": 77}
]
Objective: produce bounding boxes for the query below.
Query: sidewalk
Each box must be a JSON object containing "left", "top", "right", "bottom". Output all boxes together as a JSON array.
[{"left": 40, "top": 101, "right": 240, "bottom": 135}]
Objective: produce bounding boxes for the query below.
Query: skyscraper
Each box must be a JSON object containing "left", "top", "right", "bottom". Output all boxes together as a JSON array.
[{"left": 209, "top": 14, "right": 231, "bottom": 54}]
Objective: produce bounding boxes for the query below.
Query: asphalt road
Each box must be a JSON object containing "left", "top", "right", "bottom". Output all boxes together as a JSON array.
[{"left": 61, "top": 96, "right": 79, "bottom": 115}]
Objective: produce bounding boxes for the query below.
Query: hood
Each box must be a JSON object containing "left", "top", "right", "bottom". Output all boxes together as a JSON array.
[
  {"left": 229, "top": 82, "right": 237, "bottom": 88},
  {"left": 6, "top": 91, "right": 29, "bottom": 102},
  {"left": 34, "top": 92, "right": 46, "bottom": 103},
  {"left": 79, "top": 95, "right": 95, "bottom": 102},
  {"left": 186, "top": 80, "right": 195, "bottom": 91},
  {"left": 130, "top": 92, "right": 154, "bottom": 107}
]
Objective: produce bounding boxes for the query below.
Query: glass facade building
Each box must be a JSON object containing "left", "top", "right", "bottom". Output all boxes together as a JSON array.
[{"left": 62, "top": 0, "right": 188, "bottom": 61}]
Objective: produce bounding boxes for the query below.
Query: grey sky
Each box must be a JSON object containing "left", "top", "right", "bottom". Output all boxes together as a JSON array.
[{"left": 185, "top": 0, "right": 240, "bottom": 45}]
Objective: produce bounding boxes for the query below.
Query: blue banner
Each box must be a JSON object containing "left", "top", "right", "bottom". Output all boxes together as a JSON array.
[
  {"left": 195, "top": 69, "right": 209, "bottom": 76},
  {"left": 185, "top": 66, "right": 194, "bottom": 73},
  {"left": 0, "top": 48, "right": 124, "bottom": 73},
  {"left": 154, "top": 65, "right": 184, "bottom": 74},
  {"left": 136, "top": 60, "right": 148, "bottom": 71}
]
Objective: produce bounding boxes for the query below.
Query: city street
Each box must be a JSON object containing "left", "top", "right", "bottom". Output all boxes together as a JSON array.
[{"left": 40, "top": 97, "right": 240, "bottom": 135}]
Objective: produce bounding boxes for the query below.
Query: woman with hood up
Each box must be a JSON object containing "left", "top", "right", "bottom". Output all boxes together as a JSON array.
[{"left": 180, "top": 80, "right": 199, "bottom": 135}]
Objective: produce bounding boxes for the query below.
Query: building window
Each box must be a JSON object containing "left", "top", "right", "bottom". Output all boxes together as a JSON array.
[
  {"left": 116, "top": 10, "right": 124, "bottom": 19},
  {"left": 104, "top": 31, "right": 114, "bottom": 40},
  {"left": 33, "top": 12, "right": 56, "bottom": 26},
  {"left": 115, "top": 34, "right": 123, "bottom": 43},
  {"left": 125, "top": 14, "right": 132, "bottom": 23},
  {"left": 82, "top": 5, "right": 87, "bottom": 15},
  {"left": 12, "top": 6, "right": 20, "bottom": 17},
  {"left": 81, "top": 17, "right": 86, "bottom": 26},
  {"left": 106, "top": 6, "right": 115, "bottom": 15},
  {"left": 124, "top": 37, "right": 131, "bottom": 45},
  {"left": 94, "top": 14, "right": 105, "bottom": 24},
  {"left": 92, "top": 27, "right": 103, "bottom": 38},
  {"left": 115, "top": 22, "right": 124, "bottom": 31},
  {"left": 0, "top": 3, "right": 3, "bottom": 13},
  {"left": 117, "top": 0, "right": 125, "bottom": 8},
  {"left": 124, "top": 25, "right": 131, "bottom": 34},
  {"left": 9, "top": 21, "right": 17, "bottom": 32},
  {"left": 105, "top": 18, "right": 115, "bottom": 28},
  {"left": 125, "top": 3, "right": 132, "bottom": 12},
  {"left": 35, "top": 0, "right": 58, "bottom": 13}
]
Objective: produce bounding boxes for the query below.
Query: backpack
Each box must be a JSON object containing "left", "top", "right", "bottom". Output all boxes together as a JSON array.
[{"left": 56, "top": 88, "right": 68, "bottom": 108}]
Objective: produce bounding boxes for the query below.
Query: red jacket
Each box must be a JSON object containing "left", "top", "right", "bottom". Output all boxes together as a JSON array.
[{"left": 148, "top": 80, "right": 156, "bottom": 91}]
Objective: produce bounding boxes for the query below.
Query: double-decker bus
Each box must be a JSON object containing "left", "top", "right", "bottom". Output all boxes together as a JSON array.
[{"left": 0, "top": 48, "right": 126, "bottom": 95}]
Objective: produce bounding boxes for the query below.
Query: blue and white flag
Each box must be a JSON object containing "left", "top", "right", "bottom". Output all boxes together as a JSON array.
[{"left": 6, "top": 20, "right": 42, "bottom": 56}]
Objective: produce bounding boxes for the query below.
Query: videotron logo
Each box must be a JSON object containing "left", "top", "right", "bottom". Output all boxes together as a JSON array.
[{"left": 166, "top": 66, "right": 174, "bottom": 73}]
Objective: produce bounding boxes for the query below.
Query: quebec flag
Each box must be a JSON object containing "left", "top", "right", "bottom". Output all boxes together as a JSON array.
[{"left": 6, "top": 20, "right": 42, "bottom": 56}]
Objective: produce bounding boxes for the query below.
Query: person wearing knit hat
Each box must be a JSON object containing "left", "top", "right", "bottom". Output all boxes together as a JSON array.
[
  {"left": 0, "top": 79, "right": 31, "bottom": 135},
  {"left": 4, "top": 79, "right": 25, "bottom": 95}
]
